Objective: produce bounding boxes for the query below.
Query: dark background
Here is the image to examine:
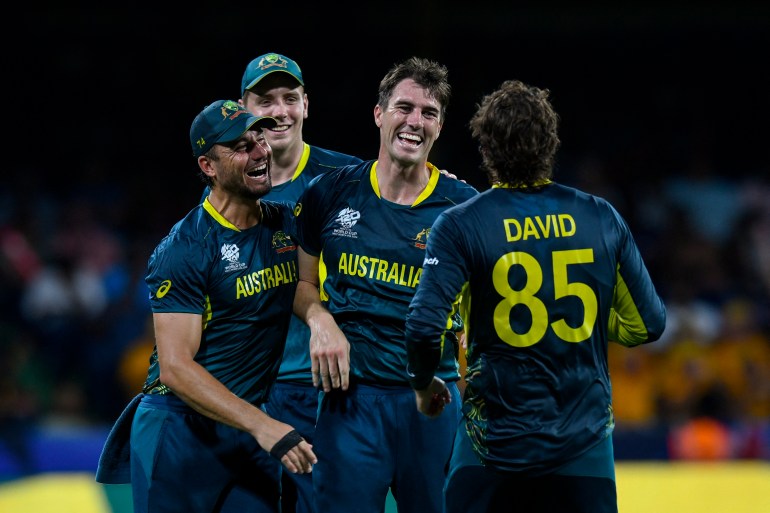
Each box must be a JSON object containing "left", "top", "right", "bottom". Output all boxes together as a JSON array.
[{"left": 9, "top": 2, "right": 769, "bottom": 233}]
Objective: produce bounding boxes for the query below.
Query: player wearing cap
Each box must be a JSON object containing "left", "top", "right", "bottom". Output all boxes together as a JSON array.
[
  {"left": 235, "top": 52, "right": 362, "bottom": 513},
  {"left": 405, "top": 80, "right": 667, "bottom": 513},
  {"left": 292, "top": 57, "right": 478, "bottom": 513},
  {"left": 96, "top": 100, "right": 316, "bottom": 513}
]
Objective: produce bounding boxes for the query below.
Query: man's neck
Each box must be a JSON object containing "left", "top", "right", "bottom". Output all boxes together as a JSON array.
[
  {"left": 373, "top": 158, "right": 431, "bottom": 205},
  {"left": 206, "top": 192, "right": 262, "bottom": 230},
  {"left": 270, "top": 140, "right": 306, "bottom": 186}
]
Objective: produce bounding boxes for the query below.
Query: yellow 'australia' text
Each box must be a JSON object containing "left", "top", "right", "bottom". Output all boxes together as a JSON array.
[
  {"left": 338, "top": 252, "right": 422, "bottom": 288},
  {"left": 235, "top": 261, "right": 298, "bottom": 299}
]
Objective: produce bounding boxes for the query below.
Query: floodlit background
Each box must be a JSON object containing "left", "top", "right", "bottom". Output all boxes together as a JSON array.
[{"left": 2, "top": 2, "right": 769, "bottom": 511}]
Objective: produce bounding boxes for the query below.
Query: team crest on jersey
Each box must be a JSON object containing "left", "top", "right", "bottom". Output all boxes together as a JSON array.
[
  {"left": 221, "top": 243, "right": 247, "bottom": 272},
  {"left": 272, "top": 231, "right": 296, "bottom": 254},
  {"left": 333, "top": 207, "right": 361, "bottom": 238},
  {"left": 413, "top": 228, "right": 431, "bottom": 249}
]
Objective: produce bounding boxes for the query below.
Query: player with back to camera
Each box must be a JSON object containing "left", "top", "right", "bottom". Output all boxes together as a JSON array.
[{"left": 404, "top": 79, "right": 667, "bottom": 513}]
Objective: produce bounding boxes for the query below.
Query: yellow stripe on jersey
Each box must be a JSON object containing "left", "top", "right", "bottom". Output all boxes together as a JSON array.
[{"left": 609, "top": 265, "right": 649, "bottom": 347}]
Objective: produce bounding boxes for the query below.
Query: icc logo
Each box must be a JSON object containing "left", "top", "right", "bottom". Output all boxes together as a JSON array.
[{"left": 337, "top": 207, "right": 361, "bottom": 229}]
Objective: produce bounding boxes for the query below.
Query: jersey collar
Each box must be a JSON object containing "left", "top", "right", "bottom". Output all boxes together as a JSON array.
[{"left": 370, "top": 161, "right": 440, "bottom": 207}]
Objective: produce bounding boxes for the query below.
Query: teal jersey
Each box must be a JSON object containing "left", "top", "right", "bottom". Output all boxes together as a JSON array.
[
  {"left": 405, "top": 182, "right": 666, "bottom": 474},
  {"left": 294, "top": 160, "right": 479, "bottom": 385},
  {"left": 143, "top": 198, "right": 299, "bottom": 405},
  {"left": 199, "top": 144, "right": 361, "bottom": 384}
]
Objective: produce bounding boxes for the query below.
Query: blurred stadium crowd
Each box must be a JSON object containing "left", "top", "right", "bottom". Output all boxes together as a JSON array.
[{"left": 1, "top": 139, "right": 769, "bottom": 474}]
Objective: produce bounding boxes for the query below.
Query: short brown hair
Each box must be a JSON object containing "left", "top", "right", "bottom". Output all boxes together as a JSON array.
[
  {"left": 377, "top": 57, "right": 451, "bottom": 121},
  {"left": 469, "top": 80, "right": 560, "bottom": 186}
]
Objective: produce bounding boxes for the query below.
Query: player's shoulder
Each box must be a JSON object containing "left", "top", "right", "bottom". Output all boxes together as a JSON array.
[
  {"left": 260, "top": 198, "right": 294, "bottom": 214},
  {"left": 168, "top": 204, "right": 212, "bottom": 240},
  {"left": 551, "top": 181, "right": 621, "bottom": 216},
  {"left": 307, "top": 159, "right": 371, "bottom": 190},
  {"left": 149, "top": 206, "right": 214, "bottom": 264},
  {"left": 308, "top": 144, "right": 364, "bottom": 168},
  {"left": 435, "top": 171, "right": 479, "bottom": 203},
  {"left": 259, "top": 199, "right": 296, "bottom": 228}
]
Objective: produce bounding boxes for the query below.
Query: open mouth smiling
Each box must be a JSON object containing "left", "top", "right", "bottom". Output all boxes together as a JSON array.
[
  {"left": 398, "top": 133, "right": 423, "bottom": 146},
  {"left": 247, "top": 164, "right": 268, "bottom": 177}
]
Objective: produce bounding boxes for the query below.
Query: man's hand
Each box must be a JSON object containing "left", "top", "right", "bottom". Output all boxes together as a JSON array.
[
  {"left": 414, "top": 376, "right": 451, "bottom": 418},
  {"left": 258, "top": 420, "right": 317, "bottom": 474},
  {"left": 272, "top": 431, "right": 317, "bottom": 474},
  {"left": 309, "top": 312, "right": 350, "bottom": 392},
  {"left": 439, "top": 169, "right": 466, "bottom": 183},
  {"left": 458, "top": 330, "right": 467, "bottom": 350}
]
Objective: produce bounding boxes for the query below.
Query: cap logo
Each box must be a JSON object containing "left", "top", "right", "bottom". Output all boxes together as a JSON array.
[
  {"left": 258, "top": 53, "right": 289, "bottom": 71},
  {"left": 194, "top": 100, "right": 249, "bottom": 155},
  {"left": 220, "top": 100, "right": 244, "bottom": 119}
]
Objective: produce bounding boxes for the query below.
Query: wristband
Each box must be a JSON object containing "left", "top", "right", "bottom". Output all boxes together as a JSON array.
[{"left": 269, "top": 429, "right": 304, "bottom": 460}]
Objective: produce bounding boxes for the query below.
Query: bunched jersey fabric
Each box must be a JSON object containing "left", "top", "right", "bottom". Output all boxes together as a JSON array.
[
  {"left": 294, "top": 160, "right": 478, "bottom": 386},
  {"left": 405, "top": 182, "right": 667, "bottom": 474}
]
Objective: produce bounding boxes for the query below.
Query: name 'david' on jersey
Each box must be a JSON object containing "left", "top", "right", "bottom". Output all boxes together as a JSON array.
[{"left": 505, "top": 214, "right": 576, "bottom": 242}]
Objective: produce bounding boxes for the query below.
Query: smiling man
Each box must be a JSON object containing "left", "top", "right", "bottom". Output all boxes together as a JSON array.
[
  {"left": 292, "top": 57, "right": 478, "bottom": 513},
  {"left": 97, "top": 100, "right": 316, "bottom": 513}
]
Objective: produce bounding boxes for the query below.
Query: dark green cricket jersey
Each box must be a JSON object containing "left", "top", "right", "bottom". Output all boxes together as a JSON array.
[
  {"left": 143, "top": 198, "right": 299, "bottom": 405},
  {"left": 405, "top": 182, "right": 666, "bottom": 474},
  {"left": 294, "top": 160, "right": 479, "bottom": 386}
]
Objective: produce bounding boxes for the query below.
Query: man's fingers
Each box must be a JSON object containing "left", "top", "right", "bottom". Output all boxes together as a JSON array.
[
  {"left": 314, "top": 358, "right": 331, "bottom": 390},
  {"left": 333, "top": 348, "right": 350, "bottom": 390},
  {"left": 327, "top": 358, "right": 341, "bottom": 389},
  {"left": 311, "top": 353, "right": 321, "bottom": 387},
  {"left": 311, "top": 368, "right": 319, "bottom": 388},
  {"left": 282, "top": 445, "right": 315, "bottom": 474},
  {"left": 318, "top": 354, "right": 350, "bottom": 391}
]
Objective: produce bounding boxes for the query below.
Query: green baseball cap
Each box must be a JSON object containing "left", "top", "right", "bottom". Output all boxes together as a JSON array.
[
  {"left": 190, "top": 100, "right": 277, "bottom": 158},
  {"left": 241, "top": 53, "right": 304, "bottom": 96}
]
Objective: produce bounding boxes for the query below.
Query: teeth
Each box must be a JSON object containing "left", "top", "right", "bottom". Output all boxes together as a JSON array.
[
  {"left": 398, "top": 133, "right": 422, "bottom": 143},
  {"left": 271, "top": 125, "right": 290, "bottom": 132},
  {"left": 248, "top": 164, "right": 267, "bottom": 177}
]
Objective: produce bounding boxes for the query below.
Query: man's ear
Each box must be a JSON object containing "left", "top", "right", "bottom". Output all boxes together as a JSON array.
[
  {"left": 198, "top": 154, "right": 217, "bottom": 179},
  {"left": 374, "top": 104, "right": 382, "bottom": 128}
]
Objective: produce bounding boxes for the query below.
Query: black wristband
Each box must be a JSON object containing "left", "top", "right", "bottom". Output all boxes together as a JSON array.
[
  {"left": 406, "top": 343, "right": 441, "bottom": 390},
  {"left": 269, "top": 430, "right": 304, "bottom": 460}
]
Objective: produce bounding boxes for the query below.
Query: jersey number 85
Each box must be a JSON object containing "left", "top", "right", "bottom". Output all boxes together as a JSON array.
[{"left": 493, "top": 249, "right": 597, "bottom": 347}]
